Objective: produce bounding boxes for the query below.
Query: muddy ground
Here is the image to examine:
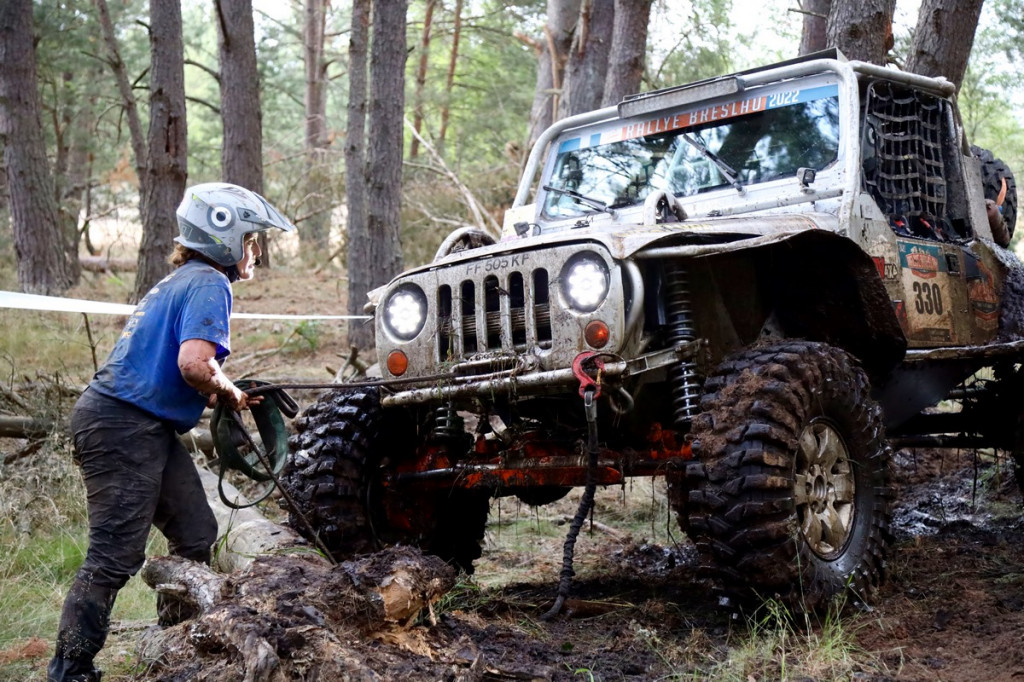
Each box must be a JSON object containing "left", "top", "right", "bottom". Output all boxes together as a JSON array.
[
  {"left": 5, "top": 269, "right": 1024, "bottom": 680},
  {"left": 140, "top": 447, "right": 1024, "bottom": 682}
]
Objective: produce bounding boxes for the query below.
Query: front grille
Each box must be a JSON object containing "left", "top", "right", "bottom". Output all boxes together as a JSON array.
[{"left": 437, "top": 268, "right": 552, "bottom": 360}]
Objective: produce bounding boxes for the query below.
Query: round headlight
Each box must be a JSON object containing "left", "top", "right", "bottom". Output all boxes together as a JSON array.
[
  {"left": 560, "top": 253, "right": 609, "bottom": 312},
  {"left": 383, "top": 285, "right": 427, "bottom": 340}
]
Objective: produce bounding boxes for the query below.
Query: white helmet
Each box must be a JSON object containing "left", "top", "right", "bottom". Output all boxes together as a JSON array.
[{"left": 175, "top": 183, "right": 296, "bottom": 267}]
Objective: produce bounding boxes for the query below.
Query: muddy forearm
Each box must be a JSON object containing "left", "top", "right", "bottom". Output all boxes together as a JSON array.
[
  {"left": 179, "top": 356, "right": 236, "bottom": 397},
  {"left": 177, "top": 339, "right": 246, "bottom": 409}
]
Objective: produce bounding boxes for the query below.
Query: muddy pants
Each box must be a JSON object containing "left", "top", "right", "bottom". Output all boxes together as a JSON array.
[{"left": 47, "top": 388, "right": 218, "bottom": 682}]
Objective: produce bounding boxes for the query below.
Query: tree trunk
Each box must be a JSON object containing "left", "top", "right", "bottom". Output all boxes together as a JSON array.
[
  {"left": 346, "top": 0, "right": 372, "bottom": 350},
  {"left": 409, "top": 0, "right": 437, "bottom": 160},
  {"left": 0, "top": 0, "right": 73, "bottom": 295},
  {"left": 798, "top": 0, "right": 832, "bottom": 56},
  {"left": 905, "top": 0, "right": 983, "bottom": 91},
  {"left": 134, "top": 0, "right": 188, "bottom": 303},
  {"left": 436, "top": 0, "right": 463, "bottom": 156},
  {"left": 526, "top": 0, "right": 581, "bottom": 151},
  {"left": 826, "top": 0, "right": 895, "bottom": 65},
  {"left": 54, "top": 68, "right": 96, "bottom": 288},
  {"left": 95, "top": 0, "right": 149, "bottom": 226},
  {"left": 601, "top": 0, "right": 651, "bottom": 106},
  {"left": 558, "top": 0, "right": 615, "bottom": 118},
  {"left": 216, "top": 0, "right": 271, "bottom": 265},
  {"left": 302, "top": 0, "right": 331, "bottom": 256},
  {"left": 366, "top": 0, "right": 408, "bottom": 294}
]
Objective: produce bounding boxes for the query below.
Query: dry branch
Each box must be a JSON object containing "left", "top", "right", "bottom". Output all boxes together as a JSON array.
[{"left": 0, "top": 415, "right": 53, "bottom": 439}]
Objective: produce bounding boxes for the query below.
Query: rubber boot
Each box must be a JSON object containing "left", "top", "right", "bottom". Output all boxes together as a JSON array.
[{"left": 46, "top": 579, "right": 117, "bottom": 682}]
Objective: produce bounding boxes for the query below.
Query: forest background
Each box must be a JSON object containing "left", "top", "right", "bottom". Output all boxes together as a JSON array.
[{"left": 2, "top": 0, "right": 1024, "bottom": 338}]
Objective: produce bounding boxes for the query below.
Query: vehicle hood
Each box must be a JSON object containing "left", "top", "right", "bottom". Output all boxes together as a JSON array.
[{"left": 418, "top": 212, "right": 839, "bottom": 274}]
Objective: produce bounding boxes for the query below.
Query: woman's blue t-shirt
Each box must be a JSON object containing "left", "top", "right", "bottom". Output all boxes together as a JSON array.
[{"left": 90, "top": 260, "right": 232, "bottom": 433}]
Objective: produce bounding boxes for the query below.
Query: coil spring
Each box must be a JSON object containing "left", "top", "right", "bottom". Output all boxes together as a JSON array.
[
  {"left": 432, "top": 404, "right": 465, "bottom": 440},
  {"left": 664, "top": 261, "right": 701, "bottom": 425}
]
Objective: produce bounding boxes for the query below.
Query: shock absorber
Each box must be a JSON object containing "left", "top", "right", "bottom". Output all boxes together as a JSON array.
[
  {"left": 432, "top": 403, "right": 466, "bottom": 441},
  {"left": 664, "top": 261, "right": 701, "bottom": 427}
]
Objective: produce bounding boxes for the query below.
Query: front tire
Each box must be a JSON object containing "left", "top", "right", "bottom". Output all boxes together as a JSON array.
[
  {"left": 279, "top": 387, "right": 490, "bottom": 573},
  {"left": 682, "top": 341, "right": 893, "bottom": 610}
]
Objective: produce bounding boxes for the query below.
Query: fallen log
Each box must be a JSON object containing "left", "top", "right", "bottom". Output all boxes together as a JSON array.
[
  {"left": 134, "top": 465, "right": 458, "bottom": 680},
  {"left": 0, "top": 415, "right": 53, "bottom": 438},
  {"left": 139, "top": 548, "right": 456, "bottom": 680},
  {"left": 80, "top": 254, "right": 136, "bottom": 273},
  {"left": 196, "top": 468, "right": 306, "bottom": 574}
]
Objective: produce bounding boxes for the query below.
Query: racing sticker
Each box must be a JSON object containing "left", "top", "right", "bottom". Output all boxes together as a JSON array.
[
  {"left": 556, "top": 84, "right": 840, "bottom": 152},
  {"left": 897, "top": 241, "right": 954, "bottom": 342},
  {"left": 964, "top": 253, "right": 999, "bottom": 332}
]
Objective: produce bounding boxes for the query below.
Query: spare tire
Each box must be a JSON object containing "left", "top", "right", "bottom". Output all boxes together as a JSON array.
[{"left": 972, "top": 145, "right": 1018, "bottom": 244}]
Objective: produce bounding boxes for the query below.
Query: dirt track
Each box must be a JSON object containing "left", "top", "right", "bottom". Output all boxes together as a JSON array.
[{"left": 120, "top": 447, "right": 1024, "bottom": 681}]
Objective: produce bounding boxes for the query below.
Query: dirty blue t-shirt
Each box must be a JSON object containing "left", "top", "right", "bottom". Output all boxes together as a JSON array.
[{"left": 90, "top": 260, "right": 232, "bottom": 433}]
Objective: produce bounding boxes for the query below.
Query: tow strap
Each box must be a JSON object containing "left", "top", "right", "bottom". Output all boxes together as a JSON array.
[{"left": 210, "top": 379, "right": 298, "bottom": 509}]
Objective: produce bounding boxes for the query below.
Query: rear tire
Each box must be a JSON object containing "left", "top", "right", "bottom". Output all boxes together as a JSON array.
[
  {"left": 279, "top": 387, "right": 490, "bottom": 573},
  {"left": 683, "top": 341, "right": 893, "bottom": 610},
  {"left": 973, "top": 145, "right": 1018, "bottom": 245}
]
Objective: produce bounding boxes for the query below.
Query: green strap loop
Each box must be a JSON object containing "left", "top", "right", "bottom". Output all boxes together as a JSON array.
[{"left": 210, "top": 379, "right": 293, "bottom": 509}]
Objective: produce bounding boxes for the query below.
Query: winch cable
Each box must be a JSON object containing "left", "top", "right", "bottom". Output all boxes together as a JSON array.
[
  {"left": 220, "top": 353, "right": 617, "bottom": 577},
  {"left": 541, "top": 353, "right": 605, "bottom": 621},
  {"left": 222, "top": 407, "right": 338, "bottom": 565}
]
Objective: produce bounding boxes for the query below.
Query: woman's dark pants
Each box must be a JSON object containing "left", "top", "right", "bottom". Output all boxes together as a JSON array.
[{"left": 47, "top": 389, "right": 218, "bottom": 681}]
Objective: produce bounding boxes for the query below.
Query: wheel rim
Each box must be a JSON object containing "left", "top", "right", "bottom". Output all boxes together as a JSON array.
[{"left": 794, "top": 419, "right": 856, "bottom": 559}]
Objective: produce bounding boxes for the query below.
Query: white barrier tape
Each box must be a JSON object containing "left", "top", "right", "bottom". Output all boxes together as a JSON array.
[{"left": 0, "top": 290, "right": 371, "bottom": 321}]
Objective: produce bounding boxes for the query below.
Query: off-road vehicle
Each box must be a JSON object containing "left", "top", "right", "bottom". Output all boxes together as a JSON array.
[{"left": 281, "top": 50, "right": 1021, "bottom": 609}]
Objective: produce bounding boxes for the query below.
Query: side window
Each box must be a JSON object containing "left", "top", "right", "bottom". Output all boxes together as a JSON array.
[{"left": 862, "top": 82, "right": 973, "bottom": 243}]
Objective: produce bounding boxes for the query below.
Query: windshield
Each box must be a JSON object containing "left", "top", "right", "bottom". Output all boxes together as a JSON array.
[{"left": 542, "top": 84, "right": 841, "bottom": 219}]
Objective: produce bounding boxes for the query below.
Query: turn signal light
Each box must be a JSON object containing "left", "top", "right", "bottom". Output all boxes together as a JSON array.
[
  {"left": 387, "top": 350, "right": 409, "bottom": 376},
  {"left": 585, "top": 320, "right": 610, "bottom": 348}
]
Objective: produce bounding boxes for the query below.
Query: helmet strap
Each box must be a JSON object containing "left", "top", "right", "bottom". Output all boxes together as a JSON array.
[{"left": 225, "top": 265, "right": 241, "bottom": 283}]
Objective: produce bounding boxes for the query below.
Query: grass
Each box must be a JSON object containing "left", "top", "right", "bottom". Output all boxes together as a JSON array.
[{"left": 0, "top": 442, "right": 176, "bottom": 681}]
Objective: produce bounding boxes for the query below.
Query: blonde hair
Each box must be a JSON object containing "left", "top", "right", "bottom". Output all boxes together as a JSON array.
[{"left": 169, "top": 243, "right": 204, "bottom": 267}]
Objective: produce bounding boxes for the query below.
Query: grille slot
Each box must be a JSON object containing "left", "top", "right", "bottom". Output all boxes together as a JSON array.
[{"left": 436, "top": 267, "right": 551, "bottom": 361}]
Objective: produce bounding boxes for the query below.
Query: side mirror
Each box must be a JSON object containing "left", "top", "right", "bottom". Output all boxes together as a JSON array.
[{"left": 797, "top": 167, "right": 816, "bottom": 189}]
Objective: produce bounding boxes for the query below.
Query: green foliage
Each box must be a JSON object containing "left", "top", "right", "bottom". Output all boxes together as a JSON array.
[
  {"left": 959, "top": 0, "right": 1024, "bottom": 181},
  {"left": 647, "top": 0, "right": 741, "bottom": 89}
]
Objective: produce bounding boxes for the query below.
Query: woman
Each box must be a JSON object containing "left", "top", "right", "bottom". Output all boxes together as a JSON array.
[{"left": 47, "top": 183, "right": 296, "bottom": 682}]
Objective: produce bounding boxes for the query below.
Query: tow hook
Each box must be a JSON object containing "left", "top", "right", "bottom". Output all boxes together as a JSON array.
[{"left": 572, "top": 351, "right": 605, "bottom": 399}]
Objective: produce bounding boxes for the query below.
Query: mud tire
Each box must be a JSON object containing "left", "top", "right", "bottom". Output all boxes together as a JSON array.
[
  {"left": 682, "top": 341, "right": 893, "bottom": 610},
  {"left": 279, "top": 387, "right": 490, "bottom": 573},
  {"left": 972, "top": 145, "right": 1018, "bottom": 245}
]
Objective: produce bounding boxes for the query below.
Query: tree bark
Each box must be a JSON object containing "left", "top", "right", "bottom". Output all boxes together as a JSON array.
[
  {"left": 526, "top": 0, "right": 581, "bottom": 151},
  {"left": 826, "top": 0, "right": 895, "bottom": 65},
  {"left": 436, "top": 0, "right": 463, "bottom": 156},
  {"left": 216, "top": 0, "right": 270, "bottom": 263},
  {"left": 559, "top": 0, "right": 615, "bottom": 118},
  {"left": 409, "top": 0, "right": 437, "bottom": 160},
  {"left": 0, "top": 0, "right": 73, "bottom": 295},
  {"left": 904, "top": 0, "right": 983, "bottom": 91},
  {"left": 302, "top": 0, "right": 331, "bottom": 255},
  {"left": 346, "top": 0, "right": 372, "bottom": 350},
  {"left": 53, "top": 67, "right": 96, "bottom": 288},
  {"left": 798, "top": 0, "right": 832, "bottom": 56},
  {"left": 601, "top": 0, "right": 651, "bottom": 106},
  {"left": 366, "top": 0, "right": 408, "bottom": 298},
  {"left": 134, "top": 0, "right": 188, "bottom": 303},
  {"left": 195, "top": 468, "right": 306, "bottom": 573},
  {"left": 94, "top": 0, "right": 148, "bottom": 177}
]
